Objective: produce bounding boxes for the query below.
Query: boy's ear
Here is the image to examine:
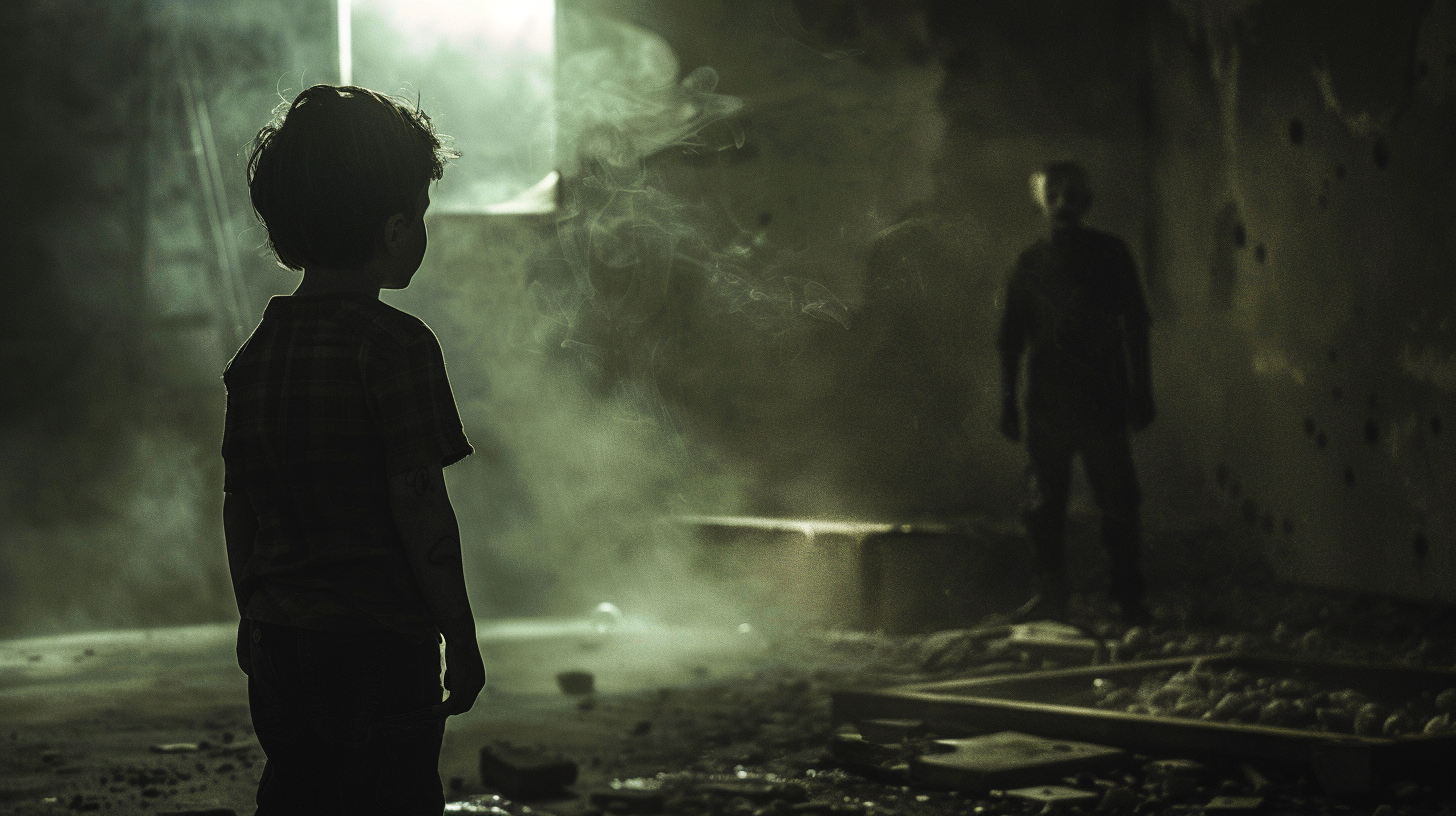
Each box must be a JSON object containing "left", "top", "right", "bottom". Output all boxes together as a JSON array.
[{"left": 382, "top": 212, "right": 409, "bottom": 253}]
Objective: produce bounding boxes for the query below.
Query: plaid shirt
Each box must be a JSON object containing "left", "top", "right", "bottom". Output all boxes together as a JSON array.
[{"left": 222, "top": 293, "right": 472, "bottom": 633}]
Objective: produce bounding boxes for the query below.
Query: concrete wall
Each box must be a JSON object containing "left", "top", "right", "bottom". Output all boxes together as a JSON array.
[
  {"left": 1144, "top": 0, "right": 1456, "bottom": 601},
  {"left": 3, "top": 0, "right": 1455, "bottom": 636}
]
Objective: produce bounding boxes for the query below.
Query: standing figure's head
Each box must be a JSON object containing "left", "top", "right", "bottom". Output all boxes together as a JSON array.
[
  {"left": 1030, "top": 160, "right": 1093, "bottom": 228},
  {"left": 247, "top": 84, "right": 458, "bottom": 284}
]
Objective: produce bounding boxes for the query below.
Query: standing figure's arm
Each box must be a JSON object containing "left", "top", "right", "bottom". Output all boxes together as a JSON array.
[
  {"left": 996, "top": 264, "right": 1032, "bottom": 441},
  {"left": 1117, "top": 243, "right": 1155, "bottom": 431}
]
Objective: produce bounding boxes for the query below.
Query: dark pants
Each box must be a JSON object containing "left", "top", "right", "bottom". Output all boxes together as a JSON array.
[
  {"left": 1022, "top": 411, "right": 1145, "bottom": 606},
  {"left": 245, "top": 620, "right": 446, "bottom": 816}
]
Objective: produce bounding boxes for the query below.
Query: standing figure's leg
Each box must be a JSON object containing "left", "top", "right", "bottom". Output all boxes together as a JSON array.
[
  {"left": 1022, "top": 414, "right": 1076, "bottom": 618},
  {"left": 1081, "top": 430, "right": 1150, "bottom": 623}
]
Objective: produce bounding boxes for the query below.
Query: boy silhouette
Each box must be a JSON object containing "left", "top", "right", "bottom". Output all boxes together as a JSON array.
[
  {"left": 223, "top": 84, "right": 484, "bottom": 815},
  {"left": 996, "top": 161, "right": 1155, "bottom": 625}
]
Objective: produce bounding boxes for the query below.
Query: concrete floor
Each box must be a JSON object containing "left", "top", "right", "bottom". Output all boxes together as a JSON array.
[{"left": 0, "top": 613, "right": 776, "bottom": 813}]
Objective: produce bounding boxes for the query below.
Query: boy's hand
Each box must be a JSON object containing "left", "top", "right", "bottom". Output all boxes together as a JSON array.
[
  {"left": 431, "top": 613, "right": 485, "bottom": 716},
  {"left": 435, "top": 641, "right": 486, "bottom": 716}
]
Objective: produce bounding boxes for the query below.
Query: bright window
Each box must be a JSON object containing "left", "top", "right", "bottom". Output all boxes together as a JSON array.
[{"left": 342, "top": 0, "right": 556, "bottom": 213}]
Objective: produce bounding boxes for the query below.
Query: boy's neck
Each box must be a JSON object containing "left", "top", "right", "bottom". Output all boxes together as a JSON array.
[{"left": 293, "top": 266, "right": 382, "bottom": 298}]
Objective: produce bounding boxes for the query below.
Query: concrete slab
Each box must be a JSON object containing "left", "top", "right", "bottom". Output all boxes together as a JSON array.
[
  {"left": 909, "top": 731, "right": 1126, "bottom": 793},
  {"left": 1004, "top": 784, "right": 1099, "bottom": 805},
  {"left": 478, "top": 742, "right": 578, "bottom": 799}
]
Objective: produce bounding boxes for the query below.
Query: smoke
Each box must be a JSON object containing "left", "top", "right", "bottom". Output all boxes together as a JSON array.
[{"left": 376, "top": 7, "right": 808, "bottom": 628}]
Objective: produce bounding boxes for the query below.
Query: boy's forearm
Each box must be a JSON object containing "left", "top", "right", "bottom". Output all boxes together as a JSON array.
[
  {"left": 222, "top": 491, "right": 258, "bottom": 616},
  {"left": 389, "top": 466, "right": 477, "bottom": 634}
]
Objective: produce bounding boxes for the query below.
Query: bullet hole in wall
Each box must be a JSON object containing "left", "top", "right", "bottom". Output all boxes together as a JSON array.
[
  {"left": 1432, "top": 415, "right": 1443, "bottom": 436},
  {"left": 1316, "top": 431, "right": 1328, "bottom": 449},
  {"left": 1242, "top": 498, "right": 1258, "bottom": 526},
  {"left": 1288, "top": 118, "right": 1304, "bottom": 145},
  {"left": 1372, "top": 136, "right": 1390, "bottom": 169},
  {"left": 1414, "top": 532, "right": 1429, "bottom": 561},
  {"left": 1332, "top": 386, "right": 1343, "bottom": 403},
  {"left": 757, "top": 212, "right": 773, "bottom": 227},
  {"left": 1254, "top": 244, "right": 1267, "bottom": 263},
  {"left": 1343, "top": 466, "right": 1356, "bottom": 487},
  {"left": 1303, "top": 416, "right": 1316, "bottom": 436},
  {"left": 1364, "top": 418, "right": 1380, "bottom": 445},
  {"left": 1233, "top": 222, "right": 1246, "bottom": 248}
]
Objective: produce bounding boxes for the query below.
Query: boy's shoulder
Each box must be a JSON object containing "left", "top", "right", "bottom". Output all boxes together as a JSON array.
[{"left": 336, "top": 297, "right": 438, "bottom": 350}]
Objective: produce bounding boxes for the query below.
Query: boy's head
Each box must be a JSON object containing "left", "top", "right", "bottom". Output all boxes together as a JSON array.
[
  {"left": 1030, "top": 160, "right": 1092, "bottom": 227},
  {"left": 247, "top": 84, "right": 458, "bottom": 272}
]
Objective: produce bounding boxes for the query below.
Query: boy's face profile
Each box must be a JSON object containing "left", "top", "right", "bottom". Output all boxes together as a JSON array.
[{"left": 379, "top": 185, "right": 432, "bottom": 289}]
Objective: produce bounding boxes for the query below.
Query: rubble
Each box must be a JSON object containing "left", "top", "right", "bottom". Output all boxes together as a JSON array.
[
  {"left": 480, "top": 742, "right": 580, "bottom": 799},
  {"left": 909, "top": 732, "right": 1127, "bottom": 792}
]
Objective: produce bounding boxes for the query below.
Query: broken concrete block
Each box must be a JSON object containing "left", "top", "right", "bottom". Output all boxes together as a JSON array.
[
  {"left": 909, "top": 732, "right": 1126, "bottom": 793},
  {"left": 478, "top": 742, "right": 578, "bottom": 799},
  {"left": 556, "top": 670, "right": 595, "bottom": 695},
  {"left": 856, "top": 718, "right": 927, "bottom": 744},
  {"left": 695, "top": 780, "right": 808, "bottom": 803},
  {"left": 1204, "top": 796, "right": 1264, "bottom": 814},
  {"left": 829, "top": 733, "right": 911, "bottom": 783},
  {"left": 1004, "top": 785, "right": 1098, "bottom": 806},
  {"left": 1144, "top": 758, "right": 1208, "bottom": 799}
]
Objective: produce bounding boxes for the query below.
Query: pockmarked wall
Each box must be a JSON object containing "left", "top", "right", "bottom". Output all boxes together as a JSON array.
[
  {"left": 5, "top": 0, "right": 1452, "bottom": 637},
  {"left": 1144, "top": 0, "right": 1456, "bottom": 601}
]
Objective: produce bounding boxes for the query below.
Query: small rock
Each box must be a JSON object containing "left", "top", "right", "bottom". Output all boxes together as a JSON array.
[
  {"left": 557, "top": 671, "right": 596, "bottom": 696},
  {"left": 151, "top": 744, "right": 201, "bottom": 754}
]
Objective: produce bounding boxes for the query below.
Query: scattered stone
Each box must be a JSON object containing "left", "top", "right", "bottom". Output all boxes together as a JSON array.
[
  {"left": 478, "top": 742, "right": 578, "bottom": 799},
  {"left": 1204, "top": 795, "right": 1264, "bottom": 813},
  {"left": 557, "top": 671, "right": 595, "bottom": 696},
  {"left": 150, "top": 744, "right": 201, "bottom": 754},
  {"left": 589, "top": 787, "right": 666, "bottom": 814}
]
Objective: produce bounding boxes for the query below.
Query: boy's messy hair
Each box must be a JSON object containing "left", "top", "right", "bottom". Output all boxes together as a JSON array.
[{"left": 247, "top": 84, "right": 459, "bottom": 271}]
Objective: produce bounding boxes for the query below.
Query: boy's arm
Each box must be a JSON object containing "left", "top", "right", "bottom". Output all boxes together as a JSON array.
[
  {"left": 222, "top": 490, "right": 258, "bottom": 674},
  {"left": 388, "top": 464, "right": 485, "bottom": 716}
]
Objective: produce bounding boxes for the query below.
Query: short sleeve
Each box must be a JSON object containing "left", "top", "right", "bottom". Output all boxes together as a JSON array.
[
  {"left": 365, "top": 329, "right": 473, "bottom": 477},
  {"left": 221, "top": 394, "right": 236, "bottom": 493}
]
